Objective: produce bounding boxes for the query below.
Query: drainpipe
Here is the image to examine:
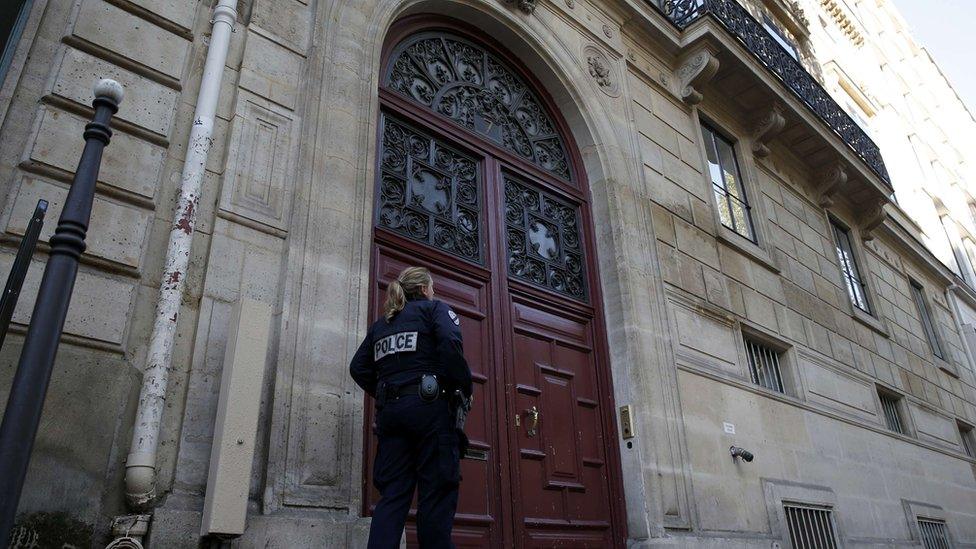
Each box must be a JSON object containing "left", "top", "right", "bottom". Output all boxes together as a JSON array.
[{"left": 124, "top": 0, "right": 237, "bottom": 510}]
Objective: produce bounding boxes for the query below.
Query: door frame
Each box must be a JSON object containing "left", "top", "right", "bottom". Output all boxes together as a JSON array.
[{"left": 364, "top": 15, "right": 628, "bottom": 546}]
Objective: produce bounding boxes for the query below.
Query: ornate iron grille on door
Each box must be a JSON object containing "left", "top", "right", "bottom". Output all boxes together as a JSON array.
[
  {"left": 377, "top": 115, "right": 483, "bottom": 263},
  {"left": 384, "top": 31, "right": 572, "bottom": 182},
  {"left": 504, "top": 175, "right": 586, "bottom": 300}
]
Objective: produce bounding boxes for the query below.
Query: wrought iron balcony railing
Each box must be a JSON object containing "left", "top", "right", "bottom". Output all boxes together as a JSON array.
[{"left": 656, "top": 0, "right": 892, "bottom": 188}]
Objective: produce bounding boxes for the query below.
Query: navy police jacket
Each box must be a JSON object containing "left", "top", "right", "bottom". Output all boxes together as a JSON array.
[{"left": 349, "top": 297, "right": 472, "bottom": 398}]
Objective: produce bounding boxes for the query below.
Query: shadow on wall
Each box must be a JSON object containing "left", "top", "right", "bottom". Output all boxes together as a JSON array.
[{"left": 9, "top": 511, "right": 93, "bottom": 548}]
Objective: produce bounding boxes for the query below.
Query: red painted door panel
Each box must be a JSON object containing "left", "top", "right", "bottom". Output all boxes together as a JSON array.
[{"left": 508, "top": 298, "right": 614, "bottom": 548}]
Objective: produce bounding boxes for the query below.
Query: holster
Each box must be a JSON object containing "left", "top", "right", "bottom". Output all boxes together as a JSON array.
[{"left": 451, "top": 390, "right": 473, "bottom": 456}]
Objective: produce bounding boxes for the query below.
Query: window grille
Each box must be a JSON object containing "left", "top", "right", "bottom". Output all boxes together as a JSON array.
[
  {"left": 917, "top": 518, "right": 951, "bottom": 549},
  {"left": 700, "top": 123, "right": 756, "bottom": 242},
  {"left": 830, "top": 220, "right": 871, "bottom": 314},
  {"left": 745, "top": 338, "right": 785, "bottom": 393},
  {"left": 783, "top": 503, "right": 838, "bottom": 549},
  {"left": 879, "top": 391, "right": 905, "bottom": 434},
  {"left": 960, "top": 423, "right": 975, "bottom": 458},
  {"left": 910, "top": 280, "right": 945, "bottom": 360}
]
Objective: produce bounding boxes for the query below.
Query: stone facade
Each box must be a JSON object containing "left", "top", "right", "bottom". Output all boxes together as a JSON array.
[{"left": 0, "top": 0, "right": 974, "bottom": 547}]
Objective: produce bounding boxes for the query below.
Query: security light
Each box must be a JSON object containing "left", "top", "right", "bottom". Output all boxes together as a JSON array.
[{"left": 730, "top": 446, "right": 754, "bottom": 462}]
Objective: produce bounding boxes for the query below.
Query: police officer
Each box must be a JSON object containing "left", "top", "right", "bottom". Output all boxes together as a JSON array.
[{"left": 350, "top": 266, "right": 473, "bottom": 549}]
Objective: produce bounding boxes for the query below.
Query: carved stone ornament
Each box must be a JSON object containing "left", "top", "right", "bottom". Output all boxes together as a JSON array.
[
  {"left": 501, "top": 0, "right": 537, "bottom": 14},
  {"left": 817, "top": 162, "right": 847, "bottom": 208},
  {"left": 583, "top": 45, "right": 620, "bottom": 97},
  {"left": 751, "top": 103, "right": 786, "bottom": 158},
  {"left": 859, "top": 196, "right": 888, "bottom": 241},
  {"left": 784, "top": 0, "right": 810, "bottom": 29},
  {"left": 676, "top": 48, "right": 719, "bottom": 105}
]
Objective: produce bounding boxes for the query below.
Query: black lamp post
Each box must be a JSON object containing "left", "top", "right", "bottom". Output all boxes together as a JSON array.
[{"left": 0, "top": 79, "right": 123, "bottom": 546}]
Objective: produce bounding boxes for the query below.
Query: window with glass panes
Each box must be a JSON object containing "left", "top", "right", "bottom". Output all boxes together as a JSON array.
[
  {"left": 830, "top": 220, "right": 871, "bottom": 314},
  {"left": 762, "top": 15, "right": 800, "bottom": 60},
  {"left": 0, "top": 0, "right": 31, "bottom": 84},
  {"left": 959, "top": 422, "right": 975, "bottom": 458},
  {"left": 701, "top": 123, "right": 756, "bottom": 242},
  {"left": 910, "top": 280, "right": 945, "bottom": 360}
]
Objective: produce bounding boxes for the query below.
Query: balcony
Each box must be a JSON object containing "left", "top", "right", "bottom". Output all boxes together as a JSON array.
[{"left": 651, "top": 0, "right": 892, "bottom": 191}]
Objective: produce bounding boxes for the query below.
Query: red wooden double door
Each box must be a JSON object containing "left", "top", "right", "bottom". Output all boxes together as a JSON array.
[{"left": 363, "top": 18, "right": 625, "bottom": 547}]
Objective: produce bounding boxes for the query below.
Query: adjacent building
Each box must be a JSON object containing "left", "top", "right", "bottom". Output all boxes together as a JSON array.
[{"left": 0, "top": 0, "right": 974, "bottom": 546}]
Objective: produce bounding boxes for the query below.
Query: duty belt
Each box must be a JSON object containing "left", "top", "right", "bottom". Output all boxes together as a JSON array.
[
  {"left": 387, "top": 382, "right": 422, "bottom": 400},
  {"left": 380, "top": 374, "right": 441, "bottom": 403}
]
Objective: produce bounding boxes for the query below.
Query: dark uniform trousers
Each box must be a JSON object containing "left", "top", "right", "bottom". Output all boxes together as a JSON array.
[{"left": 368, "top": 392, "right": 460, "bottom": 549}]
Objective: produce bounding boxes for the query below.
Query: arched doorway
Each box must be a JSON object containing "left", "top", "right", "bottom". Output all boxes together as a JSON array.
[{"left": 364, "top": 16, "right": 625, "bottom": 547}]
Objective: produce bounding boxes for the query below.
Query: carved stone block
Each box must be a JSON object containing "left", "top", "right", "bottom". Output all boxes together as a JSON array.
[
  {"left": 817, "top": 162, "right": 847, "bottom": 208},
  {"left": 676, "top": 47, "right": 719, "bottom": 105},
  {"left": 583, "top": 44, "right": 620, "bottom": 97},
  {"left": 858, "top": 196, "right": 888, "bottom": 241},
  {"left": 219, "top": 93, "right": 297, "bottom": 232},
  {"left": 751, "top": 103, "right": 786, "bottom": 157}
]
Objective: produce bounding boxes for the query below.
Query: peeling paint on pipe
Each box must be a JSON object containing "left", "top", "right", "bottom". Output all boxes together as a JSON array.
[{"left": 123, "top": 0, "right": 238, "bottom": 512}]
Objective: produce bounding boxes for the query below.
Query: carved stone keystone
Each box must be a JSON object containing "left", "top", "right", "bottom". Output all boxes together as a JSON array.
[
  {"left": 817, "top": 163, "right": 847, "bottom": 208},
  {"left": 751, "top": 103, "right": 786, "bottom": 157},
  {"left": 676, "top": 47, "right": 719, "bottom": 104}
]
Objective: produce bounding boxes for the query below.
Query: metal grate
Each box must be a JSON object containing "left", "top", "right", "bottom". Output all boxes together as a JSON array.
[
  {"left": 784, "top": 504, "right": 838, "bottom": 549},
  {"left": 918, "top": 518, "right": 951, "bottom": 549},
  {"left": 745, "top": 338, "right": 785, "bottom": 393},
  {"left": 879, "top": 391, "right": 905, "bottom": 434}
]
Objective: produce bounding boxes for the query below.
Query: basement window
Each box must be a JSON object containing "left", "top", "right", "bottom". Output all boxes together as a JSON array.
[
  {"left": 783, "top": 503, "right": 839, "bottom": 549},
  {"left": 878, "top": 389, "right": 906, "bottom": 435},
  {"left": 960, "top": 421, "right": 975, "bottom": 458},
  {"left": 917, "top": 518, "right": 951, "bottom": 549},
  {"left": 745, "top": 337, "right": 786, "bottom": 394}
]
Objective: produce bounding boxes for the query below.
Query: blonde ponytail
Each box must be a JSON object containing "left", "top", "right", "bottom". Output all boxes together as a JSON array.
[{"left": 383, "top": 266, "right": 432, "bottom": 321}]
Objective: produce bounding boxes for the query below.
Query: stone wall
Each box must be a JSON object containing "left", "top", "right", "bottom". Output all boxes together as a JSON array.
[
  {"left": 632, "top": 39, "right": 976, "bottom": 542},
  {"left": 0, "top": 0, "right": 207, "bottom": 543}
]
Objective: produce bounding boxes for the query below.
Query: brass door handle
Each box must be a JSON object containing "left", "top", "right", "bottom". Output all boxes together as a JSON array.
[{"left": 525, "top": 405, "right": 539, "bottom": 437}]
